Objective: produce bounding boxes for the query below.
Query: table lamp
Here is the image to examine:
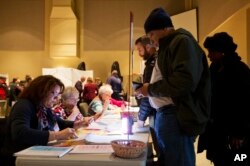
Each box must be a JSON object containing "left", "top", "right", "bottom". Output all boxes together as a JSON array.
[{"left": 121, "top": 112, "right": 133, "bottom": 134}]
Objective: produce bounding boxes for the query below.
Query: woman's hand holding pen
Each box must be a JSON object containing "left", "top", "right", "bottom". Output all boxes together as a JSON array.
[
  {"left": 53, "top": 128, "right": 78, "bottom": 140},
  {"left": 73, "top": 117, "right": 94, "bottom": 129},
  {"left": 50, "top": 117, "right": 95, "bottom": 141}
]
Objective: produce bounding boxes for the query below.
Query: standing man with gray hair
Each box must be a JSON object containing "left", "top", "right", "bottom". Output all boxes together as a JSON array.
[{"left": 136, "top": 8, "right": 211, "bottom": 166}]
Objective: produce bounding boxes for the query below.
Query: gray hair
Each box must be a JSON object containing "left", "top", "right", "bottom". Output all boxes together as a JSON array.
[
  {"left": 98, "top": 84, "right": 113, "bottom": 95},
  {"left": 61, "top": 86, "right": 79, "bottom": 100}
]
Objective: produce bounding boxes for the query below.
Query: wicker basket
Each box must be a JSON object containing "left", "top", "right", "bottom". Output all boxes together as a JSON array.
[{"left": 111, "top": 139, "right": 146, "bottom": 158}]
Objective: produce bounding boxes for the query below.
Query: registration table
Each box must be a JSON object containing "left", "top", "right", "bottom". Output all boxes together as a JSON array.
[
  {"left": 16, "top": 108, "right": 150, "bottom": 166},
  {"left": 16, "top": 133, "right": 149, "bottom": 166}
]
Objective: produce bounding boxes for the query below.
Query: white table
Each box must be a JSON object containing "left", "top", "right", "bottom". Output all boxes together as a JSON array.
[
  {"left": 16, "top": 149, "right": 147, "bottom": 166},
  {"left": 16, "top": 117, "right": 150, "bottom": 166}
]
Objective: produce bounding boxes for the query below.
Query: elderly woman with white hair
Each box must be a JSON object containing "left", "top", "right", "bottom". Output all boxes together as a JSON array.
[{"left": 88, "top": 84, "right": 126, "bottom": 119}]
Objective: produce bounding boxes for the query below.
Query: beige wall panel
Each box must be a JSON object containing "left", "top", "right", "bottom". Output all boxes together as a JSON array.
[
  {"left": 0, "top": 0, "right": 249, "bottom": 84},
  {"left": 205, "top": 4, "right": 250, "bottom": 66},
  {"left": 82, "top": 0, "right": 183, "bottom": 51},
  {"left": 198, "top": 0, "right": 249, "bottom": 42},
  {"left": 0, "top": 0, "right": 44, "bottom": 50},
  {"left": 50, "top": 19, "right": 77, "bottom": 43}
]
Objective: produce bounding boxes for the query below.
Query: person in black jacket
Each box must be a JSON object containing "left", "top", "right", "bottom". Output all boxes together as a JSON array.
[
  {"left": 106, "top": 70, "right": 123, "bottom": 101},
  {"left": 135, "top": 35, "right": 159, "bottom": 161},
  {"left": 198, "top": 32, "right": 250, "bottom": 166},
  {"left": 135, "top": 36, "right": 157, "bottom": 127},
  {"left": 75, "top": 76, "right": 86, "bottom": 102},
  {"left": 111, "top": 61, "right": 123, "bottom": 82},
  {"left": 0, "top": 75, "right": 93, "bottom": 166},
  {"left": 138, "top": 8, "right": 211, "bottom": 166}
]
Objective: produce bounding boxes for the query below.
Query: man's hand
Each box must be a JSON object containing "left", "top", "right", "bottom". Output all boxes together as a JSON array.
[
  {"left": 137, "top": 120, "right": 145, "bottom": 128},
  {"left": 135, "top": 83, "right": 149, "bottom": 97}
]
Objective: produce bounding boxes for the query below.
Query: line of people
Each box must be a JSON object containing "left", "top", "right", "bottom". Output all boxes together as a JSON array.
[{"left": 134, "top": 7, "right": 250, "bottom": 166}]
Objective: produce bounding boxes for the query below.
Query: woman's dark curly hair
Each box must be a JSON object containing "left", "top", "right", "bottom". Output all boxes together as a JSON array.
[
  {"left": 19, "top": 75, "right": 64, "bottom": 106},
  {"left": 203, "top": 32, "right": 237, "bottom": 54}
]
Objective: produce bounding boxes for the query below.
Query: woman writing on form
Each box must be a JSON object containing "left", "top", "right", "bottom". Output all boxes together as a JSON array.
[{"left": 0, "top": 75, "right": 93, "bottom": 166}]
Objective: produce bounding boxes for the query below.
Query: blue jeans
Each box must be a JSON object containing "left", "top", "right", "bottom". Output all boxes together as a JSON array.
[{"left": 154, "top": 105, "right": 195, "bottom": 166}]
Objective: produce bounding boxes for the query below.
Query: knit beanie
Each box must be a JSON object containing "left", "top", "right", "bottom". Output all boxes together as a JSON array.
[{"left": 144, "top": 8, "right": 173, "bottom": 34}]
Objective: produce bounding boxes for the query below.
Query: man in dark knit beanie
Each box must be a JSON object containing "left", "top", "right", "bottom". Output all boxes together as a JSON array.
[
  {"left": 136, "top": 7, "right": 211, "bottom": 166},
  {"left": 144, "top": 7, "right": 173, "bottom": 34}
]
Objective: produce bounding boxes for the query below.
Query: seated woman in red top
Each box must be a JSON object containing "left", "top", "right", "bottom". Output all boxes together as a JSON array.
[{"left": 82, "top": 77, "right": 98, "bottom": 104}]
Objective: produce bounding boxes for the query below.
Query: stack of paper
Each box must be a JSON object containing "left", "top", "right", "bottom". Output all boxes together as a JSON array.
[{"left": 86, "top": 118, "right": 121, "bottom": 132}]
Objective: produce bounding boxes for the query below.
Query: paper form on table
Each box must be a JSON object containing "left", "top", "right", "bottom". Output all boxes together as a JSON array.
[{"left": 70, "top": 145, "right": 114, "bottom": 154}]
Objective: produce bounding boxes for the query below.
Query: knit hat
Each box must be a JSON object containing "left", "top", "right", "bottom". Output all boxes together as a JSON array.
[
  {"left": 144, "top": 8, "right": 173, "bottom": 34},
  {"left": 203, "top": 32, "right": 237, "bottom": 53}
]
